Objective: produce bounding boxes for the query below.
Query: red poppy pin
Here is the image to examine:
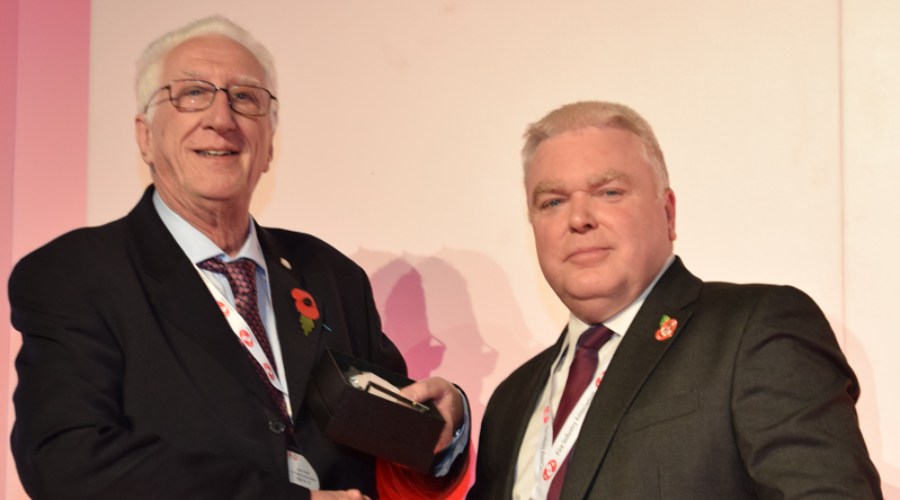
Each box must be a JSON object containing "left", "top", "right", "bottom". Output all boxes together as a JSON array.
[
  {"left": 291, "top": 288, "right": 320, "bottom": 335},
  {"left": 655, "top": 315, "right": 677, "bottom": 341}
]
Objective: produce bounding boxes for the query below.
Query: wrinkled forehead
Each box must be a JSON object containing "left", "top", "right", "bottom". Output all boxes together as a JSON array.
[{"left": 161, "top": 34, "right": 266, "bottom": 86}]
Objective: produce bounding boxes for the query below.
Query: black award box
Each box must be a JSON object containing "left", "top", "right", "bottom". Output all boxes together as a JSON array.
[{"left": 306, "top": 348, "right": 445, "bottom": 473}]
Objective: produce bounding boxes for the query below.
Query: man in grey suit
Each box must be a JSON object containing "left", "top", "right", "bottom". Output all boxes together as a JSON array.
[{"left": 467, "top": 101, "right": 881, "bottom": 499}]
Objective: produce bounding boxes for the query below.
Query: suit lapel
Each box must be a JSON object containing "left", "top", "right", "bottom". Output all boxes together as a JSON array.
[
  {"left": 561, "top": 257, "right": 702, "bottom": 499},
  {"left": 126, "top": 187, "right": 275, "bottom": 412},
  {"left": 256, "top": 225, "right": 325, "bottom": 419}
]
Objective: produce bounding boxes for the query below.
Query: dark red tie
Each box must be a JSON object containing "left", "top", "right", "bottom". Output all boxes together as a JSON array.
[
  {"left": 547, "top": 325, "right": 614, "bottom": 500},
  {"left": 198, "top": 257, "right": 293, "bottom": 443}
]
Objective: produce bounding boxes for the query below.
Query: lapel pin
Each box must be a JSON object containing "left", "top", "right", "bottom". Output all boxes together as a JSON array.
[
  {"left": 280, "top": 258, "right": 292, "bottom": 270},
  {"left": 655, "top": 315, "right": 677, "bottom": 341},
  {"left": 291, "top": 288, "right": 320, "bottom": 335}
]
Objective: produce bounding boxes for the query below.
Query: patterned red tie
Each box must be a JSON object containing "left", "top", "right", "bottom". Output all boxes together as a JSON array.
[
  {"left": 198, "top": 257, "right": 293, "bottom": 443},
  {"left": 547, "top": 324, "right": 614, "bottom": 500}
]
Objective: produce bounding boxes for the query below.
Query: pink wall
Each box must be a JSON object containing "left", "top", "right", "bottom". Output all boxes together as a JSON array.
[
  {"left": 3, "top": 0, "right": 90, "bottom": 498},
  {"left": 0, "top": 0, "right": 20, "bottom": 496},
  {"left": 10, "top": 0, "right": 90, "bottom": 259}
]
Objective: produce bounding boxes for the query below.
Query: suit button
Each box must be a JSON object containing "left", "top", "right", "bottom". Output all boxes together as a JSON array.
[{"left": 268, "top": 420, "right": 285, "bottom": 435}]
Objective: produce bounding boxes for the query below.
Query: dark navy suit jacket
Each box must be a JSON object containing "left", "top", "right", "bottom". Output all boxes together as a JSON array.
[{"left": 10, "top": 186, "right": 406, "bottom": 499}]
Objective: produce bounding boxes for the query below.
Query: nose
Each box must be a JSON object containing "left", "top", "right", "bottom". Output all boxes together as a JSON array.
[
  {"left": 201, "top": 88, "right": 237, "bottom": 133},
  {"left": 568, "top": 192, "right": 597, "bottom": 233}
]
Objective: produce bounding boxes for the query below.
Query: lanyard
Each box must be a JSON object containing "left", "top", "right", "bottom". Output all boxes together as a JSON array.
[
  {"left": 194, "top": 265, "right": 292, "bottom": 416},
  {"left": 530, "top": 342, "right": 613, "bottom": 500}
]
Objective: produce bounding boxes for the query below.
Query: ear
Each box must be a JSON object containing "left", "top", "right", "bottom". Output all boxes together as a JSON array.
[
  {"left": 664, "top": 188, "right": 677, "bottom": 242},
  {"left": 135, "top": 114, "right": 154, "bottom": 166}
]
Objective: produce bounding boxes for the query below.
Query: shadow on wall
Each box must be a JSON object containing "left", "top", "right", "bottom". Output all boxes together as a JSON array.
[
  {"left": 378, "top": 259, "right": 454, "bottom": 380},
  {"left": 356, "top": 251, "right": 496, "bottom": 435},
  {"left": 833, "top": 317, "right": 898, "bottom": 498},
  {"left": 352, "top": 247, "right": 546, "bottom": 448}
]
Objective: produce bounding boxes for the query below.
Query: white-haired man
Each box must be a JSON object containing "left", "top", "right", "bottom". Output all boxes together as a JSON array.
[
  {"left": 10, "top": 16, "right": 467, "bottom": 500},
  {"left": 467, "top": 101, "right": 881, "bottom": 499}
]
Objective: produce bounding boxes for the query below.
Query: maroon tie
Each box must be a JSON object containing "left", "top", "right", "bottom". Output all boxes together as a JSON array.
[
  {"left": 547, "top": 324, "right": 614, "bottom": 500},
  {"left": 198, "top": 257, "right": 293, "bottom": 443}
]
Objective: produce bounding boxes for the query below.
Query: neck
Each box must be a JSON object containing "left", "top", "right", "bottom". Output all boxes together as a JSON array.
[
  {"left": 159, "top": 191, "right": 251, "bottom": 257},
  {"left": 195, "top": 214, "right": 250, "bottom": 258}
]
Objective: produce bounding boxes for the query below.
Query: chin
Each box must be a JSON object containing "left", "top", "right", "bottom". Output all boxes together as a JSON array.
[
  {"left": 557, "top": 278, "right": 629, "bottom": 321},
  {"left": 564, "top": 284, "right": 611, "bottom": 302},
  {"left": 560, "top": 271, "right": 620, "bottom": 299}
]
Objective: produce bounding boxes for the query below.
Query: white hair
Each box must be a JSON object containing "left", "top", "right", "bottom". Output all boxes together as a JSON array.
[
  {"left": 522, "top": 101, "right": 668, "bottom": 196},
  {"left": 135, "top": 15, "right": 278, "bottom": 124}
]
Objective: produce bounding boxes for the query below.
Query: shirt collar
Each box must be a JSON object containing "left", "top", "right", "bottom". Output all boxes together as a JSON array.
[{"left": 152, "top": 190, "right": 268, "bottom": 273}]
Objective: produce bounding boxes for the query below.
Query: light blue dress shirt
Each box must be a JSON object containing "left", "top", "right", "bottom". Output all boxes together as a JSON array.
[{"left": 153, "top": 192, "right": 293, "bottom": 418}]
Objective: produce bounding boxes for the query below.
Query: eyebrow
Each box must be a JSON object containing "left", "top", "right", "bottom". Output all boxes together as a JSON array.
[
  {"left": 530, "top": 170, "right": 633, "bottom": 208},
  {"left": 531, "top": 181, "right": 566, "bottom": 208},
  {"left": 587, "top": 170, "right": 632, "bottom": 189},
  {"left": 233, "top": 75, "right": 263, "bottom": 86}
]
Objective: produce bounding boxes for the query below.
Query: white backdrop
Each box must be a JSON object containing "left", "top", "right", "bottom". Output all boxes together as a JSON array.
[{"left": 83, "top": 0, "right": 899, "bottom": 495}]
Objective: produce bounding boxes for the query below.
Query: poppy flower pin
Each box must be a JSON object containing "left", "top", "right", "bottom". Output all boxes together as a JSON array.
[
  {"left": 291, "top": 288, "right": 320, "bottom": 335},
  {"left": 655, "top": 315, "right": 678, "bottom": 341}
]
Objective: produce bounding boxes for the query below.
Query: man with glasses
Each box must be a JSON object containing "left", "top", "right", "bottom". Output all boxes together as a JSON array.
[{"left": 9, "top": 16, "right": 467, "bottom": 500}]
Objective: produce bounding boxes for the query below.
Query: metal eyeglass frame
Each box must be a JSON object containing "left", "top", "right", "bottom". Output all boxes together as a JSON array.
[{"left": 143, "top": 79, "right": 277, "bottom": 117}]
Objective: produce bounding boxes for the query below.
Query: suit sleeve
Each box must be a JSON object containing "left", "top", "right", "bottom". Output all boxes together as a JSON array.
[
  {"left": 731, "top": 286, "right": 882, "bottom": 499},
  {"left": 9, "top": 253, "right": 310, "bottom": 500}
]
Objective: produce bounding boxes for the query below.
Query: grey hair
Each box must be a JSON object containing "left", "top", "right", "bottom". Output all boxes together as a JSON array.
[
  {"left": 522, "top": 101, "right": 668, "bottom": 195},
  {"left": 135, "top": 15, "right": 278, "bottom": 125}
]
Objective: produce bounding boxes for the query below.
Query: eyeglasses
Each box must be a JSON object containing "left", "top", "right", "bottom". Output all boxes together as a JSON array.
[{"left": 144, "top": 79, "right": 277, "bottom": 117}]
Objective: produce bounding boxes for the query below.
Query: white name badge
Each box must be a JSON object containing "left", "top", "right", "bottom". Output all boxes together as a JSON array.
[{"left": 288, "top": 450, "right": 320, "bottom": 490}]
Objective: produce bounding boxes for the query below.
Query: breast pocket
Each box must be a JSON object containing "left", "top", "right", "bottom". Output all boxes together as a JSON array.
[{"left": 616, "top": 390, "right": 699, "bottom": 437}]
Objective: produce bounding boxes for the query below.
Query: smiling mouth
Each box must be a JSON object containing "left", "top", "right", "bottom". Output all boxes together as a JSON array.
[{"left": 195, "top": 150, "right": 238, "bottom": 156}]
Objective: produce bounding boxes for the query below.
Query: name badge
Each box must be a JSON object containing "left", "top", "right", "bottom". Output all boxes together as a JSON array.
[{"left": 287, "top": 450, "right": 320, "bottom": 490}]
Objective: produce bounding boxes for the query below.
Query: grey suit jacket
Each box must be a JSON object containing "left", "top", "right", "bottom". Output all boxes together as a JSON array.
[{"left": 468, "top": 257, "right": 881, "bottom": 499}]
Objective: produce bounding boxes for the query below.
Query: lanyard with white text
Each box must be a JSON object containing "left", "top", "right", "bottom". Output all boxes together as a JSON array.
[
  {"left": 194, "top": 265, "right": 292, "bottom": 414},
  {"left": 530, "top": 342, "right": 614, "bottom": 500}
]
